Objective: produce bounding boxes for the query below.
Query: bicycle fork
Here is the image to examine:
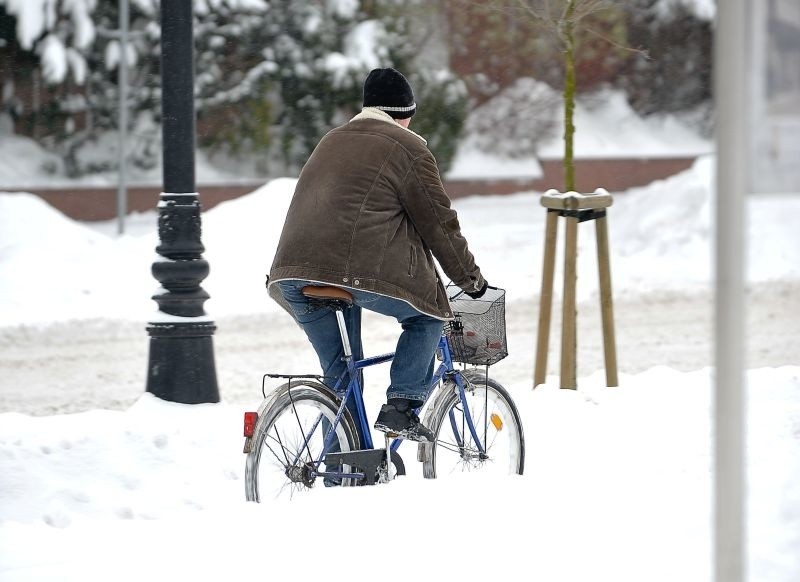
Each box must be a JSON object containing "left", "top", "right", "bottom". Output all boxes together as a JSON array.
[{"left": 450, "top": 374, "right": 489, "bottom": 460}]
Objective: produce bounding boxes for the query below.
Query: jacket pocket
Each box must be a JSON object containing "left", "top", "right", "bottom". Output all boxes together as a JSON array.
[{"left": 408, "top": 246, "right": 416, "bottom": 278}]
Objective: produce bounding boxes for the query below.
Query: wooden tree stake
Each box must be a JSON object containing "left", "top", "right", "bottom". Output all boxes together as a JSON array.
[
  {"left": 534, "top": 188, "right": 618, "bottom": 389},
  {"left": 534, "top": 210, "right": 559, "bottom": 387}
]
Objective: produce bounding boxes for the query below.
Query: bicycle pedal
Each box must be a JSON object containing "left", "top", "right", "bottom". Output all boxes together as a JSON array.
[{"left": 324, "top": 449, "right": 386, "bottom": 486}]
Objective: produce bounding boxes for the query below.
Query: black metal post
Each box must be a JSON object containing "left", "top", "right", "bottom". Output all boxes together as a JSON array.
[{"left": 145, "top": 0, "right": 219, "bottom": 404}]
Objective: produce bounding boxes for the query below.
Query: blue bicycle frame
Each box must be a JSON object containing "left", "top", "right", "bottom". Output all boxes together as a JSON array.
[{"left": 305, "top": 332, "right": 488, "bottom": 482}]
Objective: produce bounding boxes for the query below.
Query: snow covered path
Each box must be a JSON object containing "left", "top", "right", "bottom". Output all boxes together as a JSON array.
[{"left": 3, "top": 281, "right": 798, "bottom": 416}]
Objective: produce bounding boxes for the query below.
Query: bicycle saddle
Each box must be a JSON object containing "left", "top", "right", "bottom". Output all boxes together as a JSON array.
[{"left": 301, "top": 285, "right": 354, "bottom": 305}]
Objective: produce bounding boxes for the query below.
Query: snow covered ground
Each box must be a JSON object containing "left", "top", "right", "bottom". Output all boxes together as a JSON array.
[{"left": 1, "top": 151, "right": 799, "bottom": 580}]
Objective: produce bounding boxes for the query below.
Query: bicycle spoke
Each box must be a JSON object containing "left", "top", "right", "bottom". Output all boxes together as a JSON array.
[
  {"left": 264, "top": 429, "right": 300, "bottom": 469},
  {"left": 245, "top": 382, "right": 360, "bottom": 500},
  {"left": 424, "top": 374, "right": 524, "bottom": 478},
  {"left": 288, "top": 387, "right": 317, "bottom": 465},
  {"left": 273, "top": 425, "right": 292, "bottom": 465},
  {"left": 483, "top": 385, "right": 489, "bottom": 451},
  {"left": 432, "top": 438, "right": 464, "bottom": 455}
]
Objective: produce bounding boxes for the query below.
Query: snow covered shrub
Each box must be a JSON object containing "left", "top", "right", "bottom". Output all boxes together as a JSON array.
[
  {"left": 615, "top": 0, "right": 713, "bottom": 124},
  {"left": 2, "top": 0, "right": 468, "bottom": 178},
  {"left": 465, "top": 77, "right": 561, "bottom": 159}
]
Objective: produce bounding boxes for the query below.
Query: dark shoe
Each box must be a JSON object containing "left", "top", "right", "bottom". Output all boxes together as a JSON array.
[{"left": 374, "top": 401, "right": 434, "bottom": 443}]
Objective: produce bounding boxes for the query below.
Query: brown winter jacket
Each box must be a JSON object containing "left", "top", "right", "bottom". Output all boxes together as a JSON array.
[{"left": 267, "top": 108, "right": 485, "bottom": 320}]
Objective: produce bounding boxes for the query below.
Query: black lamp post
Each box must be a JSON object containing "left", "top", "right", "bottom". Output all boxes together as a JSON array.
[{"left": 145, "top": 0, "right": 219, "bottom": 404}]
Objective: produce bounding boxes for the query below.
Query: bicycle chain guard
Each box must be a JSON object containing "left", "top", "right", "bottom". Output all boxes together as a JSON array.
[{"left": 324, "top": 449, "right": 387, "bottom": 485}]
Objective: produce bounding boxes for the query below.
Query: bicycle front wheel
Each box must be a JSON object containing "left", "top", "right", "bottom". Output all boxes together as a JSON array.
[
  {"left": 423, "top": 369, "right": 524, "bottom": 478},
  {"left": 245, "top": 380, "right": 360, "bottom": 501}
]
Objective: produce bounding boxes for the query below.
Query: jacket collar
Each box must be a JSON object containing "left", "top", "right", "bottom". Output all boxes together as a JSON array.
[{"left": 350, "top": 107, "right": 427, "bottom": 145}]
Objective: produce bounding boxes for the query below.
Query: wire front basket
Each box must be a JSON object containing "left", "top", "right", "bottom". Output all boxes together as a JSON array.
[{"left": 444, "top": 284, "right": 508, "bottom": 366}]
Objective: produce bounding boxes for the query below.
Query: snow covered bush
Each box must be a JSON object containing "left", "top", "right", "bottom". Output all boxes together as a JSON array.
[
  {"left": 0, "top": 0, "right": 468, "bottom": 178},
  {"left": 0, "top": 0, "right": 96, "bottom": 85},
  {"left": 465, "top": 77, "right": 560, "bottom": 159},
  {"left": 196, "top": 0, "right": 468, "bottom": 173},
  {"left": 615, "top": 0, "right": 713, "bottom": 128}
]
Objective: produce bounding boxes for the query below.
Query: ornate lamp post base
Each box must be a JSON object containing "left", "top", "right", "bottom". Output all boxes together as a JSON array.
[
  {"left": 145, "top": 193, "right": 220, "bottom": 404},
  {"left": 146, "top": 321, "right": 218, "bottom": 404}
]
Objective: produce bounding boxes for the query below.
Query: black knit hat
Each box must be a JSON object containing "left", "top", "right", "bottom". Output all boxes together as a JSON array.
[{"left": 362, "top": 67, "right": 416, "bottom": 119}]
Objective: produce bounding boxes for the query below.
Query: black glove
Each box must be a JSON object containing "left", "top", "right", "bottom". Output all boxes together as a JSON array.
[{"left": 465, "top": 280, "right": 488, "bottom": 299}]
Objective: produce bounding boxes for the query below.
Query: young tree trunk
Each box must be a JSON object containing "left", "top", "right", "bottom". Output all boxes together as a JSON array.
[{"left": 562, "top": 0, "right": 577, "bottom": 191}]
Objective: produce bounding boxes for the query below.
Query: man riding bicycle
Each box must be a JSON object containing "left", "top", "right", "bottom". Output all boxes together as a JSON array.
[{"left": 267, "top": 67, "right": 488, "bottom": 443}]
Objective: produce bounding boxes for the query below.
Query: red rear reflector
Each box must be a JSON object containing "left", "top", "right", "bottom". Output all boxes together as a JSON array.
[{"left": 243, "top": 412, "right": 258, "bottom": 437}]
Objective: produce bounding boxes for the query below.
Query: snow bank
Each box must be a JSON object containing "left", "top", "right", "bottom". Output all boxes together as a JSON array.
[
  {"left": 536, "top": 90, "right": 712, "bottom": 160},
  {"left": 1, "top": 156, "right": 799, "bottom": 326},
  {"left": 0, "top": 367, "right": 797, "bottom": 581}
]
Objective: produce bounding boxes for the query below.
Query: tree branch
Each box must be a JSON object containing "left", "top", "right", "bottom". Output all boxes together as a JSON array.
[{"left": 584, "top": 26, "right": 651, "bottom": 59}]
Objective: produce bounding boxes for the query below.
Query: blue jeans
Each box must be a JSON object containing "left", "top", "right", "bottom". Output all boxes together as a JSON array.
[{"left": 277, "top": 280, "right": 444, "bottom": 407}]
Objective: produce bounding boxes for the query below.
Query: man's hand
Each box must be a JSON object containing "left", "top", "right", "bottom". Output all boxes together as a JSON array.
[{"left": 465, "top": 280, "right": 488, "bottom": 299}]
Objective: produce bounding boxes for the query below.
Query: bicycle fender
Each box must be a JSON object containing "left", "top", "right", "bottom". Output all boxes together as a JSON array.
[
  {"left": 249, "top": 378, "right": 335, "bottom": 442},
  {"left": 416, "top": 378, "right": 458, "bottom": 462},
  {"left": 416, "top": 368, "right": 492, "bottom": 462}
]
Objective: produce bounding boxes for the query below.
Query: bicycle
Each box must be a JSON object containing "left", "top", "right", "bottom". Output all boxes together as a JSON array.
[{"left": 242, "top": 284, "right": 525, "bottom": 500}]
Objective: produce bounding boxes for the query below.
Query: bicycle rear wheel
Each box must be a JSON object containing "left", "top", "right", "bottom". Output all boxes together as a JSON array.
[
  {"left": 422, "top": 369, "right": 524, "bottom": 478},
  {"left": 245, "top": 380, "right": 360, "bottom": 501}
]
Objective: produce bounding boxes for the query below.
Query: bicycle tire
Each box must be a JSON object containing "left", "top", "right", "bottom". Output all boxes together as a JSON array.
[
  {"left": 245, "top": 380, "right": 360, "bottom": 501},
  {"left": 421, "top": 369, "right": 524, "bottom": 478}
]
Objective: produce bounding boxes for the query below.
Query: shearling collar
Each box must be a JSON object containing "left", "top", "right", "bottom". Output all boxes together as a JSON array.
[{"left": 350, "top": 107, "right": 427, "bottom": 145}]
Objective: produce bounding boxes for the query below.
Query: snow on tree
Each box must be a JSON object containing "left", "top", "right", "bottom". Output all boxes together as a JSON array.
[
  {"left": 654, "top": 0, "right": 714, "bottom": 21},
  {"left": 0, "top": 0, "right": 96, "bottom": 84},
  {"left": 617, "top": 0, "right": 713, "bottom": 128},
  {"left": 466, "top": 77, "right": 561, "bottom": 160},
  {"left": 194, "top": 0, "right": 382, "bottom": 171},
  {"left": 195, "top": 0, "right": 466, "bottom": 172},
  {"left": 1, "top": 0, "right": 467, "bottom": 177}
]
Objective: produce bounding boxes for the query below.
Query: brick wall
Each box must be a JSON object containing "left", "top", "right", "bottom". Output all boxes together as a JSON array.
[
  {"left": 11, "top": 157, "right": 697, "bottom": 221},
  {"left": 18, "top": 183, "right": 264, "bottom": 221},
  {"left": 444, "top": 157, "right": 696, "bottom": 199}
]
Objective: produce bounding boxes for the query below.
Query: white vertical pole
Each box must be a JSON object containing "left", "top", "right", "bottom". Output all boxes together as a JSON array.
[
  {"left": 117, "top": 0, "right": 129, "bottom": 235},
  {"left": 714, "top": 1, "right": 748, "bottom": 581}
]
